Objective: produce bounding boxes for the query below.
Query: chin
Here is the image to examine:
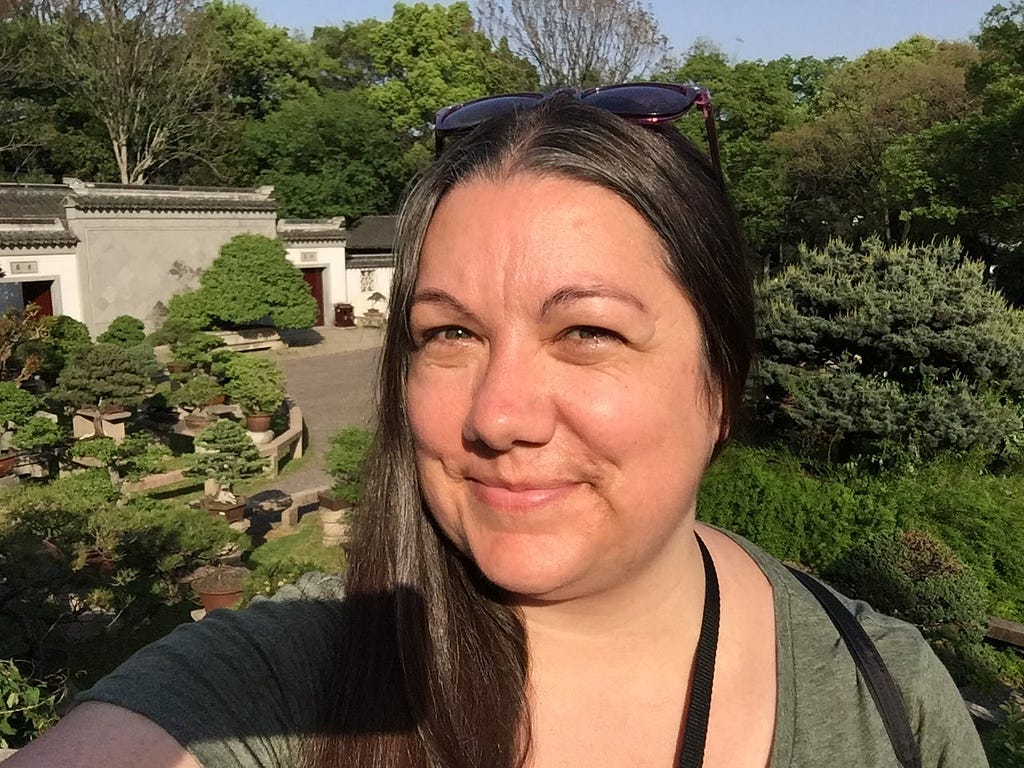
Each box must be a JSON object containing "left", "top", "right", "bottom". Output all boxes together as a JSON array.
[{"left": 465, "top": 534, "right": 595, "bottom": 601}]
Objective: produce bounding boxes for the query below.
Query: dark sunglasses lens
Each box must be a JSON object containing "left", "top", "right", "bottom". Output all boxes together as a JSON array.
[
  {"left": 436, "top": 94, "right": 543, "bottom": 132},
  {"left": 584, "top": 85, "right": 697, "bottom": 120}
]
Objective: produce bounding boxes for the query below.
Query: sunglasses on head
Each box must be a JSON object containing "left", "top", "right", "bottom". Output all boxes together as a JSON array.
[{"left": 433, "top": 82, "right": 721, "bottom": 175}]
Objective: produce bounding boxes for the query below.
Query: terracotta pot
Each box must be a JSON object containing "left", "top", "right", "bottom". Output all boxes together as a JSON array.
[
  {"left": 192, "top": 567, "right": 247, "bottom": 612},
  {"left": 245, "top": 413, "right": 272, "bottom": 432},
  {"left": 184, "top": 413, "right": 217, "bottom": 431},
  {"left": 0, "top": 452, "right": 17, "bottom": 478},
  {"left": 202, "top": 497, "right": 247, "bottom": 523}
]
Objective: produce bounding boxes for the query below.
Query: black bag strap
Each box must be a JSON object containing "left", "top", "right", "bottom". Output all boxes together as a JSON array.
[{"left": 786, "top": 566, "right": 923, "bottom": 768}]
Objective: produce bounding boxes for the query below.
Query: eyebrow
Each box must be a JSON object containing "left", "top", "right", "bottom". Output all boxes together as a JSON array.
[
  {"left": 410, "top": 288, "right": 483, "bottom": 325},
  {"left": 540, "top": 285, "right": 648, "bottom": 317}
]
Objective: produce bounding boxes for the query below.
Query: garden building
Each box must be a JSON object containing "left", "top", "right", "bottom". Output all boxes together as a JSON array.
[{"left": 0, "top": 179, "right": 396, "bottom": 335}]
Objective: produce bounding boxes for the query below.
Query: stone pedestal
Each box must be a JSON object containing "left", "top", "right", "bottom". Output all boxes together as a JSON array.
[
  {"left": 247, "top": 429, "right": 274, "bottom": 446},
  {"left": 73, "top": 408, "right": 131, "bottom": 444},
  {"left": 321, "top": 509, "right": 348, "bottom": 547}
]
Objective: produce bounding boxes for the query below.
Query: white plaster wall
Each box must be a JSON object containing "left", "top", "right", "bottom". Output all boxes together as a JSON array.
[
  {"left": 66, "top": 209, "right": 278, "bottom": 335},
  {"left": 284, "top": 243, "right": 348, "bottom": 310},
  {"left": 345, "top": 265, "right": 395, "bottom": 317},
  {"left": 0, "top": 250, "right": 83, "bottom": 320}
]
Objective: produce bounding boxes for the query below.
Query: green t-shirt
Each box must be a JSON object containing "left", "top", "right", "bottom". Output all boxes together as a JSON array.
[{"left": 79, "top": 537, "right": 989, "bottom": 767}]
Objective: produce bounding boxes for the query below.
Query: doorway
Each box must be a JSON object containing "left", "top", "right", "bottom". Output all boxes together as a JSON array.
[{"left": 301, "top": 268, "right": 325, "bottom": 326}]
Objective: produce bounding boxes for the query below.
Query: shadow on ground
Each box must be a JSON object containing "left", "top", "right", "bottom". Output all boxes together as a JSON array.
[{"left": 279, "top": 328, "right": 325, "bottom": 347}]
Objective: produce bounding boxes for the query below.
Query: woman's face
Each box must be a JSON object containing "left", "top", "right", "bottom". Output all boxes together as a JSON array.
[{"left": 406, "top": 174, "right": 722, "bottom": 602}]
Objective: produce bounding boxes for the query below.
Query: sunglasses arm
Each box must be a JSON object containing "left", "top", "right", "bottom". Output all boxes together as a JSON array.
[{"left": 696, "top": 92, "right": 723, "bottom": 184}]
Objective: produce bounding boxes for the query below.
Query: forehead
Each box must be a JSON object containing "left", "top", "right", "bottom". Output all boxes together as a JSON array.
[{"left": 416, "top": 174, "right": 674, "bottom": 295}]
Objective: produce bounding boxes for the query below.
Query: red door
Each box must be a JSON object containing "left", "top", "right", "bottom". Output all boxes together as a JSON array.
[
  {"left": 302, "top": 268, "right": 325, "bottom": 326},
  {"left": 22, "top": 280, "right": 54, "bottom": 316}
]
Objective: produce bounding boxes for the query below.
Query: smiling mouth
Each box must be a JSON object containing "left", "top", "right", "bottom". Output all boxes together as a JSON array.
[{"left": 468, "top": 479, "right": 579, "bottom": 512}]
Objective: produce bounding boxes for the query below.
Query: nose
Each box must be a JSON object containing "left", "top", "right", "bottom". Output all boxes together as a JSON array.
[{"left": 463, "top": 344, "right": 556, "bottom": 452}]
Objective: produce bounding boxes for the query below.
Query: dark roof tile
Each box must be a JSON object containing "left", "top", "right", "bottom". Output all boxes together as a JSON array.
[{"left": 346, "top": 215, "right": 397, "bottom": 253}]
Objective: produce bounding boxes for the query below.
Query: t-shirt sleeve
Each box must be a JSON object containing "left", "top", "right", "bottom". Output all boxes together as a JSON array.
[
  {"left": 76, "top": 573, "right": 346, "bottom": 768},
  {"left": 857, "top": 606, "right": 990, "bottom": 768}
]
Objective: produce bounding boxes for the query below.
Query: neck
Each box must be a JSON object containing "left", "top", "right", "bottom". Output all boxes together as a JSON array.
[{"left": 517, "top": 519, "right": 707, "bottom": 659}]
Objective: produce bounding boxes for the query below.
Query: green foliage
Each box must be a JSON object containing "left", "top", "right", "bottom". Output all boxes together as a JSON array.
[
  {"left": 16, "top": 315, "right": 92, "bottom": 382},
  {"left": 190, "top": 419, "right": 267, "bottom": 484},
  {"left": 70, "top": 436, "right": 118, "bottom": 463},
  {"left": 240, "top": 89, "right": 411, "bottom": 220},
  {"left": 0, "top": 382, "right": 39, "bottom": 427},
  {"left": 754, "top": 239, "right": 1024, "bottom": 467},
  {"left": 109, "top": 433, "right": 173, "bottom": 482},
  {"left": 10, "top": 416, "right": 65, "bottom": 451},
  {"left": 824, "top": 530, "right": 989, "bottom": 660},
  {"left": 0, "top": 469, "right": 119, "bottom": 547},
  {"left": 169, "top": 332, "right": 224, "bottom": 370},
  {"left": 168, "top": 373, "right": 223, "bottom": 411},
  {"left": 124, "top": 342, "right": 161, "bottom": 380},
  {"left": 175, "top": 235, "right": 318, "bottom": 330},
  {"left": 222, "top": 354, "right": 286, "bottom": 415},
  {"left": 146, "top": 316, "right": 201, "bottom": 348},
  {"left": 324, "top": 427, "right": 373, "bottom": 505},
  {"left": 240, "top": 558, "right": 320, "bottom": 606},
  {"left": 987, "top": 691, "right": 1024, "bottom": 768},
  {"left": 0, "top": 659, "right": 60, "bottom": 749},
  {"left": 698, "top": 446, "right": 898, "bottom": 567},
  {"left": 96, "top": 315, "right": 145, "bottom": 347},
  {"left": 87, "top": 499, "right": 234, "bottom": 598},
  {"left": 163, "top": 294, "right": 210, "bottom": 337},
  {"left": 52, "top": 343, "right": 151, "bottom": 410},
  {"left": 700, "top": 445, "right": 1024, "bottom": 620}
]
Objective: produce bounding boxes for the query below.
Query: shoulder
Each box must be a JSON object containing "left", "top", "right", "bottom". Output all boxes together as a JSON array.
[
  {"left": 720, "top": 530, "right": 988, "bottom": 767},
  {"left": 75, "top": 572, "right": 347, "bottom": 768}
]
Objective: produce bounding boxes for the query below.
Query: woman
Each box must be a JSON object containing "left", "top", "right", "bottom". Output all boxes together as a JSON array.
[{"left": 9, "top": 91, "right": 986, "bottom": 768}]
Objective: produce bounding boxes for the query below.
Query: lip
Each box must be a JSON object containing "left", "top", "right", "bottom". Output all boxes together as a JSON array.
[{"left": 469, "top": 478, "right": 579, "bottom": 512}]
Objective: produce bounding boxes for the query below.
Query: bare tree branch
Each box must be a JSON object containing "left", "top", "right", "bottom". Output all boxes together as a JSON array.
[
  {"left": 475, "top": 0, "right": 669, "bottom": 88},
  {"left": 47, "top": 0, "right": 226, "bottom": 184}
]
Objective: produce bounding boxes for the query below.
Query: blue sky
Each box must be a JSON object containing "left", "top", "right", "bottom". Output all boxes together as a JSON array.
[{"left": 248, "top": 0, "right": 999, "bottom": 62}]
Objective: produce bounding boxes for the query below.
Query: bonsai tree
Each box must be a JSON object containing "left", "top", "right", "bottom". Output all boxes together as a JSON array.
[
  {"left": 190, "top": 419, "right": 267, "bottom": 504},
  {"left": 15, "top": 315, "right": 91, "bottom": 385},
  {"left": 11, "top": 415, "right": 65, "bottom": 453},
  {"left": 0, "top": 304, "right": 55, "bottom": 384},
  {"left": 223, "top": 355, "right": 286, "bottom": 416},
  {"left": 97, "top": 315, "right": 145, "bottom": 347},
  {"left": 51, "top": 343, "right": 151, "bottom": 436},
  {"left": 324, "top": 427, "right": 372, "bottom": 508},
  {"left": 168, "top": 235, "right": 318, "bottom": 330},
  {"left": 0, "top": 382, "right": 40, "bottom": 454},
  {"left": 366, "top": 291, "right": 387, "bottom": 316},
  {"left": 169, "top": 332, "right": 224, "bottom": 373},
  {"left": 169, "top": 374, "right": 223, "bottom": 416}
]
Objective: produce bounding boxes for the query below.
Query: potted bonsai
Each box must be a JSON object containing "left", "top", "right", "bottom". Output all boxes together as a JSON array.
[
  {"left": 51, "top": 343, "right": 151, "bottom": 439},
  {"left": 169, "top": 332, "right": 225, "bottom": 375},
  {"left": 169, "top": 373, "right": 224, "bottom": 431},
  {"left": 320, "top": 427, "right": 372, "bottom": 511},
  {"left": 190, "top": 419, "right": 267, "bottom": 523},
  {"left": 222, "top": 355, "right": 286, "bottom": 432},
  {"left": 190, "top": 564, "right": 249, "bottom": 612},
  {"left": 11, "top": 415, "right": 66, "bottom": 478},
  {"left": 0, "top": 382, "right": 41, "bottom": 476}
]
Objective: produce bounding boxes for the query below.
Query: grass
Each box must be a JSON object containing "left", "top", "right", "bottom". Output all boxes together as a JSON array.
[{"left": 246, "top": 511, "right": 347, "bottom": 573}]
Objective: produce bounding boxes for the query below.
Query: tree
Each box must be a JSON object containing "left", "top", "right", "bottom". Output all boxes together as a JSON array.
[
  {"left": 201, "top": 0, "right": 323, "bottom": 120},
  {"left": 475, "top": 0, "right": 668, "bottom": 87},
  {"left": 239, "top": 90, "right": 411, "bottom": 219},
  {"left": 752, "top": 238, "right": 1024, "bottom": 468},
  {"left": 772, "top": 37, "right": 978, "bottom": 246},
  {"left": 47, "top": 0, "right": 227, "bottom": 184},
  {"left": 347, "top": 2, "right": 539, "bottom": 135},
  {"left": 169, "top": 235, "right": 318, "bottom": 330},
  {"left": 52, "top": 342, "right": 151, "bottom": 437}
]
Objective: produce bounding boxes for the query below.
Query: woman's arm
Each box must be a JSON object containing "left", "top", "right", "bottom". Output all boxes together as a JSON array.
[{"left": 5, "top": 702, "right": 201, "bottom": 768}]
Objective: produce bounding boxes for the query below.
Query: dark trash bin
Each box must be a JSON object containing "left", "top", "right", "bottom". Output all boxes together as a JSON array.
[{"left": 334, "top": 303, "right": 355, "bottom": 328}]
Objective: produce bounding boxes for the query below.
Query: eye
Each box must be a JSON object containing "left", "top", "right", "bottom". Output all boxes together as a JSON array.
[
  {"left": 562, "top": 326, "right": 625, "bottom": 344},
  {"left": 418, "top": 325, "right": 476, "bottom": 346}
]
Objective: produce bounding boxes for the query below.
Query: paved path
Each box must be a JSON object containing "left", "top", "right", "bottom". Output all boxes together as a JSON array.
[{"left": 253, "top": 327, "right": 383, "bottom": 495}]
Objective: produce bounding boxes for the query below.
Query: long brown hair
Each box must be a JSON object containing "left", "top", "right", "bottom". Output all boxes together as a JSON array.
[{"left": 308, "top": 96, "right": 755, "bottom": 768}]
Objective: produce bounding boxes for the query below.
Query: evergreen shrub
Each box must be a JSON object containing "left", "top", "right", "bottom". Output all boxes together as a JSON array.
[
  {"left": 97, "top": 315, "right": 145, "bottom": 347},
  {"left": 52, "top": 343, "right": 151, "bottom": 410},
  {"left": 168, "top": 235, "right": 317, "bottom": 330},
  {"left": 191, "top": 419, "right": 267, "bottom": 485},
  {"left": 325, "top": 427, "right": 372, "bottom": 505},
  {"left": 222, "top": 355, "right": 286, "bottom": 415},
  {"left": 753, "top": 238, "right": 1024, "bottom": 467},
  {"left": 11, "top": 416, "right": 65, "bottom": 451},
  {"left": 823, "top": 529, "right": 989, "bottom": 679}
]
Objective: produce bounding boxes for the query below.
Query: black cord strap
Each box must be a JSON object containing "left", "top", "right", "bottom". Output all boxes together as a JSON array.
[
  {"left": 677, "top": 534, "right": 720, "bottom": 768},
  {"left": 786, "top": 567, "right": 923, "bottom": 768}
]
